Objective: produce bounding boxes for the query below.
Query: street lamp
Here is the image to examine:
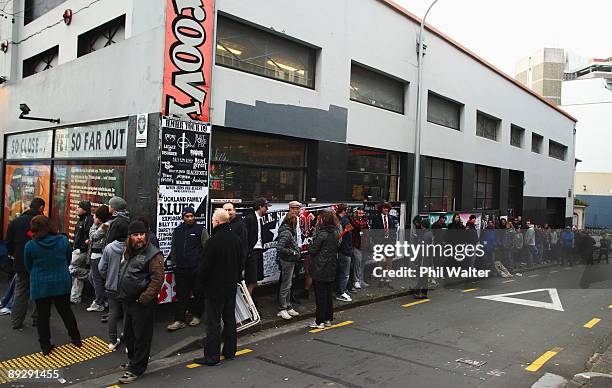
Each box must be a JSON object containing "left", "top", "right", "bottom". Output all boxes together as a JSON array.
[{"left": 411, "top": 0, "right": 440, "bottom": 225}]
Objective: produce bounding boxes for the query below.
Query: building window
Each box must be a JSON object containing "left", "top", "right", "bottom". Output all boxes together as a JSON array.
[
  {"left": 427, "top": 91, "right": 461, "bottom": 130},
  {"left": 216, "top": 16, "right": 316, "bottom": 88},
  {"left": 532, "top": 133, "right": 543, "bottom": 153},
  {"left": 211, "top": 130, "right": 306, "bottom": 201},
  {"left": 421, "top": 156, "right": 458, "bottom": 212},
  {"left": 347, "top": 147, "right": 400, "bottom": 202},
  {"left": 24, "top": 0, "right": 66, "bottom": 25},
  {"left": 476, "top": 111, "right": 500, "bottom": 141},
  {"left": 508, "top": 170, "right": 523, "bottom": 218},
  {"left": 23, "top": 46, "right": 59, "bottom": 78},
  {"left": 77, "top": 15, "right": 126, "bottom": 58},
  {"left": 474, "top": 165, "right": 498, "bottom": 210},
  {"left": 350, "top": 64, "right": 404, "bottom": 114},
  {"left": 510, "top": 125, "right": 525, "bottom": 148},
  {"left": 549, "top": 140, "right": 567, "bottom": 161}
]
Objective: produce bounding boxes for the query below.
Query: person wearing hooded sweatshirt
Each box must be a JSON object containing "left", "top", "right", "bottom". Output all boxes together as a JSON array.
[
  {"left": 87, "top": 205, "right": 112, "bottom": 312},
  {"left": 24, "top": 215, "right": 81, "bottom": 356},
  {"left": 6, "top": 197, "right": 45, "bottom": 330},
  {"left": 98, "top": 221, "right": 129, "bottom": 350},
  {"left": 275, "top": 213, "right": 301, "bottom": 320}
]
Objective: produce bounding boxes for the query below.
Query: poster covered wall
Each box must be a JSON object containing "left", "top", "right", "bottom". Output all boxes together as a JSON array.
[{"left": 3, "top": 164, "right": 51, "bottom": 235}]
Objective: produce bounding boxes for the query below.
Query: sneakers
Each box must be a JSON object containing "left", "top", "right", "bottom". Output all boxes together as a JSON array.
[
  {"left": 0, "top": 307, "right": 11, "bottom": 316},
  {"left": 287, "top": 309, "right": 299, "bottom": 317},
  {"left": 86, "top": 302, "right": 105, "bottom": 312},
  {"left": 118, "top": 371, "right": 139, "bottom": 384},
  {"left": 70, "top": 299, "right": 81, "bottom": 304},
  {"left": 108, "top": 338, "right": 121, "bottom": 351},
  {"left": 353, "top": 282, "right": 362, "bottom": 289},
  {"left": 309, "top": 321, "right": 325, "bottom": 329},
  {"left": 189, "top": 317, "right": 201, "bottom": 327},
  {"left": 167, "top": 321, "right": 187, "bottom": 331},
  {"left": 336, "top": 292, "right": 352, "bottom": 302},
  {"left": 324, "top": 321, "right": 332, "bottom": 327},
  {"left": 277, "top": 310, "right": 292, "bottom": 320}
]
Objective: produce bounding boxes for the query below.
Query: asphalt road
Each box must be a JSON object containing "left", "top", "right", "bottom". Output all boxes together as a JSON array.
[{"left": 89, "top": 263, "right": 612, "bottom": 388}]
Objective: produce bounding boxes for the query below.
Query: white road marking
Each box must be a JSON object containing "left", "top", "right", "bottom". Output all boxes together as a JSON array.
[{"left": 476, "top": 288, "right": 564, "bottom": 311}]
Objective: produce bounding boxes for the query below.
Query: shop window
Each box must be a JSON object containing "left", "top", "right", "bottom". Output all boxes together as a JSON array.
[
  {"left": 510, "top": 124, "right": 525, "bottom": 148},
  {"left": 427, "top": 91, "right": 461, "bottom": 130},
  {"left": 476, "top": 111, "right": 500, "bottom": 141},
  {"left": 211, "top": 130, "right": 306, "bottom": 201},
  {"left": 548, "top": 140, "right": 567, "bottom": 161},
  {"left": 52, "top": 163, "right": 126, "bottom": 238},
  {"left": 347, "top": 147, "right": 400, "bottom": 202},
  {"left": 532, "top": 132, "right": 543, "bottom": 153},
  {"left": 350, "top": 63, "right": 404, "bottom": 114},
  {"left": 77, "top": 15, "right": 126, "bottom": 58},
  {"left": 3, "top": 163, "right": 51, "bottom": 236},
  {"left": 23, "top": 46, "right": 59, "bottom": 78},
  {"left": 421, "top": 156, "right": 458, "bottom": 212},
  {"left": 474, "top": 165, "right": 499, "bottom": 210},
  {"left": 216, "top": 15, "right": 316, "bottom": 88},
  {"left": 24, "top": 0, "right": 66, "bottom": 25}
]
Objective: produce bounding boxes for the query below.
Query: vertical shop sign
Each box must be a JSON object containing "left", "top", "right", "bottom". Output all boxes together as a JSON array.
[
  {"left": 157, "top": 116, "right": 211, "bottom": 303},
  {"left": 161, "top": 0, "right": 214, "bottom": 121}
]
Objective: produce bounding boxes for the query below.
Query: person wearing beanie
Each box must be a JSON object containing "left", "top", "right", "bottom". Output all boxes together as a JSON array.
[
  {"left": 116, "top": 221, "right": 164, "bottom": 384},
  {"left": 98, "top": 220, "right": 129, "bottom": 350},
  {"left": 106, "top": 196, "right": 130, "bottom": 250},
  {"left": 167, "top": 206, "right": 209, "bottom": 331}
]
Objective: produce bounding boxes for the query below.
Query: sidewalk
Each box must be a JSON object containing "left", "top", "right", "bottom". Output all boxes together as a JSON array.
[{"left": 569, "top": 333, "right": 612, "bottom": 387}]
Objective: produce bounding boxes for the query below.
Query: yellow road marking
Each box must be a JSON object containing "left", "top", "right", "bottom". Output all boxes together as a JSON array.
[
  {"left": 462, "top": 288, "right": 479, "bottom": 293},
  {"left": 106, "top": 385, "right": 121, "bottom": 388},
  {"left": 584, "top": 318, "right": 601, "bottom": 329},
  {"left": 309, "top": 320, "right": 354, "bottom": 333},
  {"left": 0, "top": 336, "right": 113, "bottom": 385},
  {"left": 402, "top": 299, "right": 430, "bottom": 308},
  {"left": 525, "top": 347, "right": 563, "bottom": 372},
  {"left": 502, "top": 279, "right": 514, "bottom": 283},
  {"left": 186, "top": 348, "right": 254, "bottom": 369}
]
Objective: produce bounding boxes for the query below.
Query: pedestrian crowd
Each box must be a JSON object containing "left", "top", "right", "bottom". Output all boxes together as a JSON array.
[{"left": 0, "top": 196, "right": 609, "bottom": 384}]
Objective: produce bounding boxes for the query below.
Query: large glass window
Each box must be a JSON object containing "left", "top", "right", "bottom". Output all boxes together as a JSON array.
[
  {"left": 476, "top": 111, "right": 500, "bottom": 141},
  {"left": 350, "top": 64, "right": 405, "bottom": 114},
  {"left": 474, "top": 165, "right": 499, "bottom": 210},
  {"left": 52, "top": 163, "right": 126, "bottom": 239},
  {"left": 532, "top": 133, "right": 543, "bottom": 153},
  {"left": 24, "top": 0, "right": 66, "bottom": 25},
  {"left": 216, "top": 16, "right": 316, "bottom": 88},
  {"left": 548, "top": 140, "right": 567, "bottom": 160},
  {"left": 211, "top": 130, "right": 306, "bottom": 201},
  {"left": 3, "top": 163, "right": 51, "bottom": 236},
  {"left": 510, "top": 124, "right": 525, "bottom": 148},
  {"left": 421, "top": 157, "right": 458, "bottom": 212},
  {"left": 347, "top": 147, "right": 400, "bottom": 201},
  {"left": 427, "top": 92, "right": 461, "bottom": 130}
]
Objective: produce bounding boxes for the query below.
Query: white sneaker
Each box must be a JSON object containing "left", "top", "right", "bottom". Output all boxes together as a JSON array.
[
  {"left": 353, "top": 282, "right": 362, "bottom": 289},
  {"left": 336, "top": 293, "right": 352, "bottom": 302},
  {"left": 108, "top": 338, "right": 121, "bottom": 351},
  {"left": 309, "top": 321, "right": 324, "bottom": 329},
  {"left": 86, "top": 302, "right": 104, "bottom": 312},
  {"left": 287, "top": 309, "right": 299, "bottom": 317},
  {"left": 277, "top": 310, "right": 292, "bottom": 320},
  {"left": 324, "top": 321, "right": 332, "bottom": 327},
  {"left": 0, "top": 307, "right": 11, "bottom": 316}
]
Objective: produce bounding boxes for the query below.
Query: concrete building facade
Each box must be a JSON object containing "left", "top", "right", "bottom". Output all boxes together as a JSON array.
[{"left": 515, "top": 48, "right": 565, "bottom": 105}]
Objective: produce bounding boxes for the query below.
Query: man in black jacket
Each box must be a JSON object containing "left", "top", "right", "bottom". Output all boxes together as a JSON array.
[
  {"left": 243, "top": 198, "right": 269, "bottom": 296},
  {"left": 73, "top": 201, "right": 94, "bottom": 252},
  {"left": 370, "top": 202, "right": 398, "bottom": 288},
  {"left": 223, "top": 202, "right": 248, "bottom": 267},
  {"left": 6, "top": 197, "right": 45, "bottom": 329},
  {"left": 167, "top": 207, "right": 209, "bottom": 331},
  {"left": 194, "top": 209, "right": 243, "bottom": 366}
]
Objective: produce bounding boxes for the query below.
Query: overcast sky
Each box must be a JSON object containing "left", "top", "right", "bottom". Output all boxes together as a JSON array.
[{"left": 395, "top": 0, "right": 612, "bottom": 75}]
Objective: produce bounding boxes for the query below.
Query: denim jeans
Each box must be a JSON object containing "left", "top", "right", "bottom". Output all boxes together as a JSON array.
[
  {"left": 337, "top": 254, "right": 351, "bottom": 294},
  {"left": 278, "top": 260, "right": 296, "bottom": 310},
  {"left": 352, "top": 248, "right": 364, "bottom": 284}
]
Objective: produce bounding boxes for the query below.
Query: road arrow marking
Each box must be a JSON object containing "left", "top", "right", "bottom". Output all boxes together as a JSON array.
[{"left": 476, "top": 288, "right": 564, "bottom": 311}]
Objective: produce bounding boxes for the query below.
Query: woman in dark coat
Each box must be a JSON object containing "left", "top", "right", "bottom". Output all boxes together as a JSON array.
[
  {"left": 308, "top": 210, "right": 339, "bottom": 329},
  {"left": 24, "top": 216, "right": 81, "bottom": 355}
]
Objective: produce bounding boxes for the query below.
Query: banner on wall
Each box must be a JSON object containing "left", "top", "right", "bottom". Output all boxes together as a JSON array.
[
  {"left": 54, "top": 122, "right": 128, "bottom": 159},
  {"left": 161, "top": 0, "right": 214, "bottom": 121},
  {"left": 5, "top": 131, "right": 53, "bottom": 160},
  {"left": 157, "top": 116, "right": 211, "bottom": 304}
]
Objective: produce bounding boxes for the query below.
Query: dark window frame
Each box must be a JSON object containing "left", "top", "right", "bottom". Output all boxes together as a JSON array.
[
  {"left": 476, "top": 111, "right": 501, "bottom": 141},
  {"left": 24, "top": 0, "right": 66, "bottom": 25},
  {"left": 510, "top": 124, "right": 525, "bottom": 148},
  {"left": 532, "top": 132, "right": 543, "bottom": 153},
  {"left": 548, "top": 140, "right": 567, "bottom": 161},
  {"left": 350, "top": 62, "right": 405, "bottom": 114},
  {"left": 426, "top": 91, "right": 462, "bottom": 130},
  {"left": 421, "top": 156, "right": 459, "bottom": 212},
  {"left": 474, "top": 165, "right": 499, "bottom": 210},
  {"left": 216, "top": 14, "right": 317, "bottom": 89},
  {"left": 347, "top": 146, "right": 401, "bottom": 202},
  {"left": 77, "top": 15, "right": 126, "bottom": 58},
  {"left": 23, "top": 45, "right": 59, "bottom": 78}
]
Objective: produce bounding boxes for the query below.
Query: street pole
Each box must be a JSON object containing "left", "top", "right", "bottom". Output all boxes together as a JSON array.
[{"left": 411, "top": 0, "right": 440, "bottom": 225}]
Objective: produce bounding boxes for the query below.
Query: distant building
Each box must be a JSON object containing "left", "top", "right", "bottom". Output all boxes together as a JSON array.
[
  {"left": 574, "top": 173, "right": 612, "bottom": 229},
  {"left": 515, "top": 48, "right": 565, "bottom": 105}
]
